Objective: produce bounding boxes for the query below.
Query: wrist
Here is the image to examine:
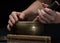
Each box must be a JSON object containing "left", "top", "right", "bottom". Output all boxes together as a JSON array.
[{"left": 22, "top": 10, "right": 38, "bottom": 21}]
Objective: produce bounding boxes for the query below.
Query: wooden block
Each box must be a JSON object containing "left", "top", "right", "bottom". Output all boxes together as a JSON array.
[{"left": 7, "top": 34, "right": 51, "bottom": 43}]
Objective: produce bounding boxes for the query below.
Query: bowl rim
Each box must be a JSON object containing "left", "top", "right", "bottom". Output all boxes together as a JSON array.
[{"left": 17, "top": 21, "right": 39, "bottom": 24}]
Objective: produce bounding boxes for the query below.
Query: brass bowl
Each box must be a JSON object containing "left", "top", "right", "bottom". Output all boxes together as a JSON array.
[{"left": 11, "top": 21, "right": 44, "bottom": 35}]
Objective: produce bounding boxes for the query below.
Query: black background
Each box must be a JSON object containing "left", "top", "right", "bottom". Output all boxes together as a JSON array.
[
  {"left": 0, "top": 0, "right": 35, "bottom": 28},
  {"left": 0, "top": 0, "right": 35, "bottom": 36},
  {"left": 0, "top": 0, "right": 60, "bottom": 43}
]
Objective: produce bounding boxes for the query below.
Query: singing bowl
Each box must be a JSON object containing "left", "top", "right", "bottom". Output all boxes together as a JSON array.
[{"left": 11, "top": 21, "right": 44, "bottom": 35}]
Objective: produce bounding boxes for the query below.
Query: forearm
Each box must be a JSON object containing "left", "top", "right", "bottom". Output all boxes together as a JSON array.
[
  {"left": 21, "top": 0, "right": 51, "bottom": 20},
  {"left": 22, "top": 0, "right": 51, "bottom": 15},
  {"left": 22, "top": 0, "right": 43, "bottom": 15}
]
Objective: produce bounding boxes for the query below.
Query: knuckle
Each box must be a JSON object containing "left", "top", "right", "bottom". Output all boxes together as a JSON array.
[
  {"left": 41, "top": 9, "right": 46, "bottom": 16},
  {"left": 11, "top": 11, "right": 16, "bottom": 15},
  {"left": 9, "top": 15, "right": 12, "bottom": 19},
  {"left": 45, "top": 8, "right": 51, "bottom": 12},
  {"left": 12, "top": 20, "right": 15, "bottom": 24},
  {"left": 8, "top": 20, "right": 9, "bottom": 24},
  {"left": 9, "top": 15, "right": 11, "bottom": 18},
  {"left": 7, "top": 25, "right": 9, "bottom": 29},
  {"left": 8, "top": 23, "right": 10, "bottom": 26},
  {"left": 7, "top": 25, "right": 11, "bottom": 31}
]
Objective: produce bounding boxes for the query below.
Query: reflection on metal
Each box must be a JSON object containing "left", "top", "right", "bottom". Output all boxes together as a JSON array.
[{"left": 31, "top": 25, "right": 36, "bottom": 32}]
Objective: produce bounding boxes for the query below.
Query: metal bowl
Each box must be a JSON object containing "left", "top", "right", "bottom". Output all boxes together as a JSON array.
[{"left": 11, "top": 21, "right": 44, "bottom": 35}]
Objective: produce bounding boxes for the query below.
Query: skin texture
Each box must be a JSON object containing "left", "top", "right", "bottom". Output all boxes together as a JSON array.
[{"left": 7, "top": 0, "right": 60, "bottom": 31}]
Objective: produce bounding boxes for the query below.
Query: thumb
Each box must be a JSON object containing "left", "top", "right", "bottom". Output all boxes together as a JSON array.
[
  {"left": 18, "top": 12, "right": 25, "bottom": 20},
  {"left": 42, "top": 3, "right": 49, "bottom": 8}
]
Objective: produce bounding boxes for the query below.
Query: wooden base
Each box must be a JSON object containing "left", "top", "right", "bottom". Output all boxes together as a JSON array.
[{"left": 7, "top": 34, "right": 51, "bottom": 43}]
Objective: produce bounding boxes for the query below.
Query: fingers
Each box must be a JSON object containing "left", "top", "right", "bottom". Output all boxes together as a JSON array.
[
  {"left": 44, "top": 8, "right": 56, "bottom": 20},
  {"left": 7, "top": 25, "right": 11, "bottom": 31},
  {"left": 38, "top": 16, "right": 47, "bottom": 23},
  {"left": 44, "top": 8, "right": 56, "bottom": 16},
  {"left": 38, "top": 8, "right": 57, "bottom": 24},
  {"left": 7, "top": 20, "right": 13, "bottom": 31},
  {"left": 7, "top": 11, "right": 20, "bottom": 31},
  {"left": 9, "top": 15, "right": 15, "bottom": 24},
  {"left": 8, "top": 20, "right": 13, "bottom": 27},
  {"left": 41, "top": 9, "right": 54, "bottom": 21},
  {"left": 38, "top": 9, "right": 50, "bottom": 23},
  {"left": 42, "top": 3, "right": 49, "bottom": 8},
  {"left": 7, "top": 11, "right": 26, "bottom": 31},
  {"left": 18, "top": 13, "right": 25, "bottom": 20},
  {"left": 11, "top": 11, "right": 19, "bottom": 21}
]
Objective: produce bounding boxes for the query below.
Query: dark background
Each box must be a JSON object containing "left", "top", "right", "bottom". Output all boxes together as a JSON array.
[
  {"left": 0, "top": 0, "right": 35, "bottom": 36},
  {"left": 0, "top": 0, "right": 60, "bottom": 43},
  {"left": 0, "top": 0, "right": 35, "bottom": 28}
]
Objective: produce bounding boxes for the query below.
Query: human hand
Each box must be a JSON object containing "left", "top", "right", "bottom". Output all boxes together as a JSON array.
[
  {"left": 37, "top": 3, "right": 60, "bottom": 24},
  {"left": 7, "top": 11, "right": 25, "bottom": 31},
  {"left": 37, "top": 8, "right": 57, "bottom": 24}
]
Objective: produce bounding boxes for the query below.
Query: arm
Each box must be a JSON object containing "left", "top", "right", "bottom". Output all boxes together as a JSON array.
[
  {"left": 22, "top": 0, "right": 43, "bottom": 20},
  {"left": 22, "top": 0, "right": 43, "bottom": 15},
  {"left": 7, "top": 0, "right": 51, "bottom": 30},
  {"left": 22, "top": 0, "right": 51, "bottom": 15}
]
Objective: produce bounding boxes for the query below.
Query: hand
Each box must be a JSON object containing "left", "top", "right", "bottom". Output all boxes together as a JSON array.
[
  {"left": 34, "top": 3, "right": 60, "bottom": 24},
  {"left": 34, "top": 3, "right": 58, "bottom": 24},
  {"left": 38, "top": 8, "right": 57, "bottom": 24},
  {"left": 7, "top": 11, "right": 25, "bottom": 31}
]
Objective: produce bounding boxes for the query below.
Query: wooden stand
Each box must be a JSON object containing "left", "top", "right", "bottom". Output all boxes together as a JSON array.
[{"left": 7, "top": 34, "right": 51, "bottom": 43}]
